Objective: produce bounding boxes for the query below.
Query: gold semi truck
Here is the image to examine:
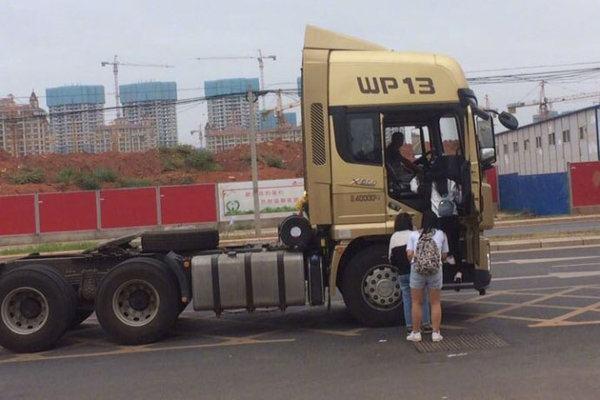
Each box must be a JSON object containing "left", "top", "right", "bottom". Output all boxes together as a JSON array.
[{"left": 0, "top": 26, "right": 517, "bottom": 353}]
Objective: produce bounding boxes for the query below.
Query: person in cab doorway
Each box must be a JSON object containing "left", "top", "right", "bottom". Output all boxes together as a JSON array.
[
  {"left": 410, "top": 175, "right": 463, "bottom": 284},
  {"left": 406, "top": 210, "right": 448, "bottom": 342},
  {"left": 388, "top": 213, "right": 432, "bottom": 334},
  {"left": 386, "top": 132, "right": 421, "bottom": 191}
]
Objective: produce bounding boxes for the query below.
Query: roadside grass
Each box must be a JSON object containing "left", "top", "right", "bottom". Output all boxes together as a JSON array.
[{"left": 0, "top": 241, "right": 98, "bottom": 256}]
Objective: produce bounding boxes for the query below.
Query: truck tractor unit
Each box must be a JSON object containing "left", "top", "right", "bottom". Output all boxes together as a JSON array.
[{"left": 0, "top": 26, "right": 517, "bottom": 353}]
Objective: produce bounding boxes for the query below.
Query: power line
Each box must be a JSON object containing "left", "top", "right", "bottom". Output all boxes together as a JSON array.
[
  {"left": 466, "top": 60, "right": 600, "bottom": 74},
  {"left": 1, "top": 89, "right": 300, "bottom": 122}
]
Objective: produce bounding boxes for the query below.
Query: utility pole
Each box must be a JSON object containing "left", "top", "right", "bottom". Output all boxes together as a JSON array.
[{"left": 247, "top": 87, "right": 261, "bottom": 236}]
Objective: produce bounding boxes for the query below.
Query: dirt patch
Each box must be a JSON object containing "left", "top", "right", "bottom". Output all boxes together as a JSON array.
[{"left": 0, "top": 140, "right": 304, "bottom": 194}]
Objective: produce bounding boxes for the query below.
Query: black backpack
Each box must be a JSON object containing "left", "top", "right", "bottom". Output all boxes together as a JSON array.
[{"left": 390, "top": 245, "right": 411, "bottom": 275}]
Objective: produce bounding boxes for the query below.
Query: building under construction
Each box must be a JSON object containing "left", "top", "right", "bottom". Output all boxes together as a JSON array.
[
  {"left": 46, "top": 85, "right": 105, "bottom": 153},
  {"left": 205, "top": 78, "right": 261, "bottom": 132},
  {"left": 204, "top": 77, "right": 301, "bottom": 152},
  {"left": 120, "top": 82, "right": 178, "bottom": 148},
  {"left": 0, "top": 93, "right": 54, "bottom": 157},
  {"left": 93, "top": 118, "right": 157, "bottom": 153}
]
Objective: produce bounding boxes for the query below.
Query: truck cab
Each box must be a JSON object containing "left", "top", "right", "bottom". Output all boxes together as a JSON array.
[{"left": 301, "top": 25, "right": 516, "bottom": 325}]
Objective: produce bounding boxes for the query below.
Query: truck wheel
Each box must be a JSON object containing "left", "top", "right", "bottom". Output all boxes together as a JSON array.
[
  {"left": 0, "top": 265, "right": 76, "bottom": 353},
  {"left": 95, "top": 259, "right": 179, "bottom": 345},
  {"left": 341, "top": 244, "right": 402, "bottom": 327}
]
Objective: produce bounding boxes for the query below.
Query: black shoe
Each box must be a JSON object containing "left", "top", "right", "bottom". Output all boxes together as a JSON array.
[{"left": 422, "top": 324, "right": 433, "bottom": 334}]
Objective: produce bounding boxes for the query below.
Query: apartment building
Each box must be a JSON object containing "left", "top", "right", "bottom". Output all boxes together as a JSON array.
[
  {"left": 93, "top": 118, "right": 157, "bottom": 153},
  {"left": 205, "top": 78, "right": 260, "bottom": 131},
  {"left": 46, "top": 85, "right": 105, "bottom": 153},
  {"left": 120, "top": 82, "right": 178, "bottom": 148},
  {"left": 0, "top": 92, "right": 54, "bottom": 156}
]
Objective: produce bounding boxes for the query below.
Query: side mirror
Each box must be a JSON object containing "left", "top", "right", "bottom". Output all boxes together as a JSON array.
[
  {"left": 476, "top": 116, "right": 496, "bottom": 168},
  {"left": 499, "top": 111, "right": 519, "bottom": 130}
]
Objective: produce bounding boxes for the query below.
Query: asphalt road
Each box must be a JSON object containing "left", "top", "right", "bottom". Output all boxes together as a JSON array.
[
  {"left": 2, "top": 245, "right": 600, "bottom": 400},
  {"left": 487, "top": 218, "right": 600, "bottom": 237}
]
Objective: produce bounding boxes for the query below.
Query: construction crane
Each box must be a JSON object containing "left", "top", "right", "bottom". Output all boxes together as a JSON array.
[
  {"left": 196, "top": 50, "right": 276, "bottom": 109},
  {"left": 100, "top": 55, "right": 174, "bottom": 117},
  {"left": 260, "top": 90, "right": 300, "bottom": 128},
  {"left": 507, "top": 80, "right": 600, "bottom": 120}
]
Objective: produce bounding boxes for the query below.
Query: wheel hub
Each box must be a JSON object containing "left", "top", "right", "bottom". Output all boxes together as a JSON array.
[
  {"left": 129, "top": 289, "right": 150, "bottom": 311},
  {"left": 362, "top": 265, "right": 401, "bottom": 309},
  {"left": 112, "top": 280, "right": 160, "bottom": 327},
  {"left": 20, "top": 297, "right": 42, "bottom": 319},
  {"left": 1, "top": 287, "right": 49, "bottom": 335}
]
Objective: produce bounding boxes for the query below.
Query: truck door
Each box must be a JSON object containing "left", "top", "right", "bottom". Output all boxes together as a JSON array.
[{"left": 330, "top": 108, "right": 386, "bottom": 225}]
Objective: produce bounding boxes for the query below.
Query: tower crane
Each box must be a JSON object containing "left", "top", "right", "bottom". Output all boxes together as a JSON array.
[
  {"left": 100, "top": 55, "right": 174, "bottom": 117},
  {"left": 260, "top": 90, "right": 300, "bottom": 128},
  {"left": 507, "top": 80, "right": 600, "bottom": 120},
  {"left": 196, "top": 50, "right": 277, "bottom": 109}
]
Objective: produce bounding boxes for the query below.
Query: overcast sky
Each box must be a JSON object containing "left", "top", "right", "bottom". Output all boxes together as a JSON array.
[{"left": 2, "top": 0, "right": 600, "bottom": 146}]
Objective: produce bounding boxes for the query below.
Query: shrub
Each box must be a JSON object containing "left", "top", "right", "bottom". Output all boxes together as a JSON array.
[
  {"left": 184, "top": 149, "right": 221, "bottom": 171},
  {"left": 56, "top": 168, "right": 78, "bottom": 185},
  {"left": 93, "top": 167, "right": 118, "bottom": 183},
  {"left": 159, "top": 145, "right": 193, "bottom": 171},
  {"left": 118, "top": 178, "right": 152, "bottom": 188},
  {"left": 178, "top": 175, "right": 195, "bottom": 185},
  {"left": 264, "top": 155, "right": 285, "bottom": 169},
  {"left": 75, "top": 174, "right": 101, "bottom": 190},
  {"left": 7, "top": 168, "right": 45, "bottom": 184}
]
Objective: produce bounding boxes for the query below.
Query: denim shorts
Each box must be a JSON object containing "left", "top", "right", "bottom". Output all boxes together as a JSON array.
[{"left": 409, "top": 265, "right": 443, "bottom": 289}]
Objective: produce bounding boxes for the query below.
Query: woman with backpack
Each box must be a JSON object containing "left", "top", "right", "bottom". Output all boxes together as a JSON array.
[
  {"left": 388, "top": 213, "right": 431, "bottom": 333},
  {"left": 410, "top": 175, "right": 463, "bottom": 284},
  {"left": 405, "top": 210, "right": 449, "bottom": 342}
]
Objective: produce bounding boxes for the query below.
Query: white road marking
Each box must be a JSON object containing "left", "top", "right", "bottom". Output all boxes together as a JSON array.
[
  {"left": 551, "top": 262, "right": 600, "bottom": 269},
  {"left": 492, "top": 243, "right": 600, "bottom": 254},
  {"left": 494, "top": 271, "right": 600, "bottom": 282},
  {"left": 494, "top": 255, "right": 600, "bottom": 265}
]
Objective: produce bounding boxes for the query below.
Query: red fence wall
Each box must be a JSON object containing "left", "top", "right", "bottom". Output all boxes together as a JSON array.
[
  {"left": 0, "top": 183, "right": 220, "bottom": 238},
  {"left": 485, "top": 166, "right": 499, "bottom": 203},
  {"left": 0, "top": 195, "right": 36, "bottom": 235},
  {"left": 100, "top": 188, "right": 158, "bottom": 229},
  {"left": 570, "top": 161, "right": 600, "bottom": 207},
  {"left": 160, "top": 184, "right": 217, "bottom": 225},
  {"left": 39, "top": 192, "right": 97, "bottom": 233}
]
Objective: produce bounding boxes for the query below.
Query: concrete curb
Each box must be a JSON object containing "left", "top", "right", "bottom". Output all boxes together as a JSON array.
[
  {"left": 494, "top": 214, "right": 600, "bottom": 228},
  {"left": 489, "top": 235, "right": 600, "bottom": 251}
]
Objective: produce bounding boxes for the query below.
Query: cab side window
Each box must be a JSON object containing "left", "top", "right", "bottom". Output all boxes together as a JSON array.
[
  {"left": 335, "top": 112, "right": 382, "bottom": 165},
  {"left": 439, "top": 115, "right": 462, "bottom": 155}
]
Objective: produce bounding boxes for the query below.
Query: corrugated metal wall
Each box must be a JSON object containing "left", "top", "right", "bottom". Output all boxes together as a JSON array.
[
  {"left": 497, "top": 107, "right": 599, "bottom": 175},
  {"left": 499, "top": 172, "right": 570, "bottom": 215}
]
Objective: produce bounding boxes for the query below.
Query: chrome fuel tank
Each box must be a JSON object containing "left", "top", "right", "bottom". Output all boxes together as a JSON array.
[{"left": 191, "top": 250, "right": 306, "bottom": 313}]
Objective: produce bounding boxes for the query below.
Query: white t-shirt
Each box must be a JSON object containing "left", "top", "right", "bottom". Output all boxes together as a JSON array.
[
  {"left": 406, "top": 229, "right": 449, "bottom": 264},
  {"left": 388, "top": 230, "right": 412, "bottom": 259},
  {"left": 410, "top": 177, "right": 461, "bottom": 217}
]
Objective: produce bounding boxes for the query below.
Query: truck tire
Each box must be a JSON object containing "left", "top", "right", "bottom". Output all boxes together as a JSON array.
[
  {"left": 341, "top": 244, "right": 402, "bottom": 327},
  {"left": 95, "top": 259, "right": 179, "bottom": 345},
  {"left": 0, "top": 265, "right": 76, "bottom": 353},
  {"left": 141, "top": 229, "right": 219, "bottom": 253}
]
